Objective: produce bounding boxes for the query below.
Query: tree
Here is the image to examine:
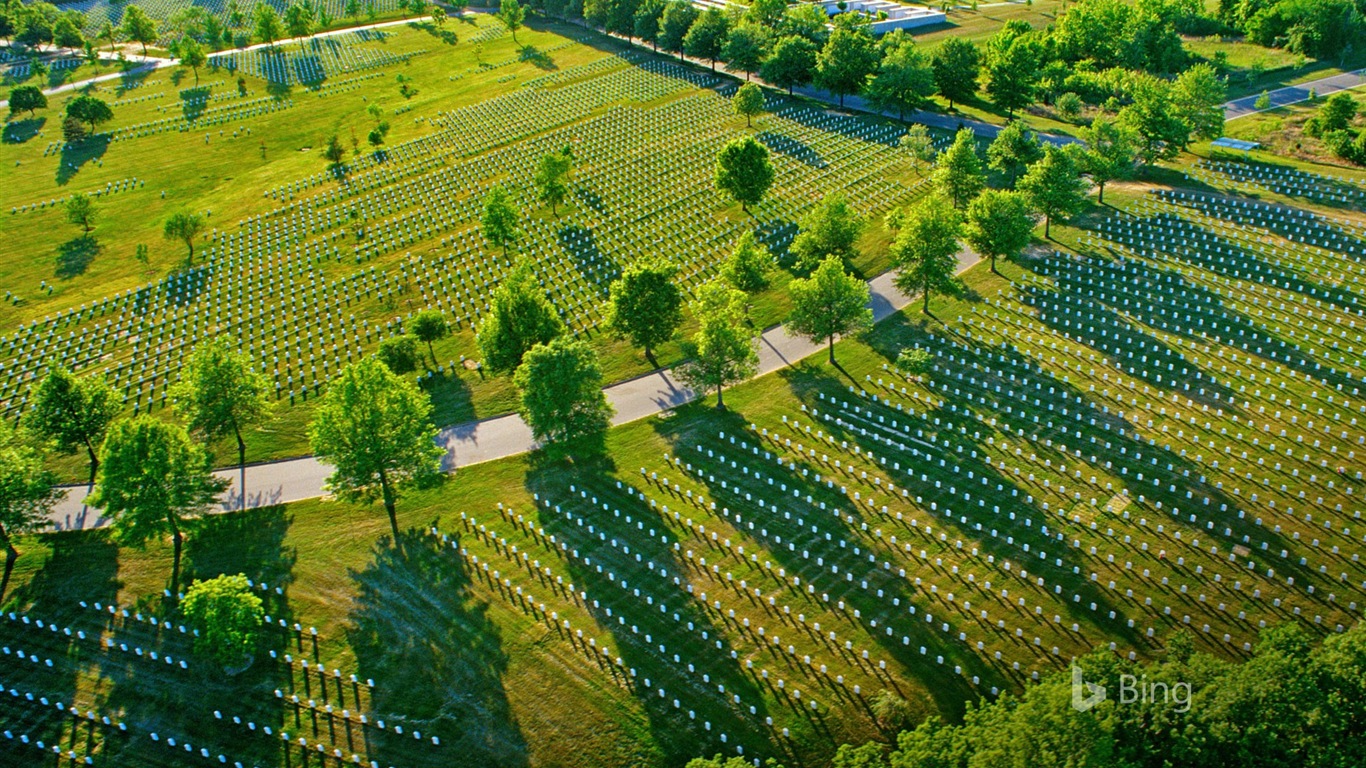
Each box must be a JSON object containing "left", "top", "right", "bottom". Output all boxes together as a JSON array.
[
  {"left": 164, "top": 210, "right": 206, "bottom": 264},
  {"left": 98, "top": 21, "right": 116, "bottom": 52},
  {"left": 722, "top": 22, "right": 768, "bottom": 80},
  {"left": 899, "top": 124, "right": 937, "bottom": 176},
  {"left": 889, "top": 193, "right": 963, "bottom": 314},
  {"left": 65, "top": 193, "right": 95, "bottom": 234},
  {"left": 747, "top": 0, "right": 787, "bottom": 26},
  {"left": 284, "top": 1, "right": 314, "bottom": 43},
  {"left": 178, "top": 35, "right": 209, "bottom": 81},
  {"left": 120, "top": 5, "right": 157, "bottom": 54},
  {"left": 865, "top": 37, "right": 935, "bottom": 121},
  {"left": 28, "top": 367, "right": 117, "bottom": 484},
  {"left": 170, "top": 336, "right": 270, "bottom": 510},
  {"left": 90, "top": 417, "right": 228, "bottom": 598},
  {"left": 513, "top": 337, "right": 614, "bottom": 447},
  {"left": 815, "top": 26, "right": 879, "bottom": 107},
  {"left": 481, "top": 186, "right": 520, "bottom": 256},
  {"left": 309, "top": 357, "right": 442, "bottom": 543},
  {"left": 1172, "top": 62, "right": 1226, "bottom": 142},
  {"left": 345, "top": 0, "right": 361, "bottom": 20},
  {"left": 676, "top": 280, "right": 758, "bottom": 409},
  {"left": 1018, "top": 145, "right": 1087, "bottom": 238},
  {"left": 1118, "top": 75, "right": 1190, "bottom": 165},
  {"left": 683, "top": 8, "right": 729, "bottom": 71},
  {"left": 722, "top": 230, "right": 774, "bottom": 292},
  {"left": 52, "top": 13, "right": 82, "bottom": 48},
  {"left": 476, "top": 262, "right": 565, "bottom": 374},
  {"left": 932, "top": 37, "right": 980, "bottom": 109},
  {"left": 984, "top": 28, "right": 1039, "bottom": 117},
  {"left": 66, "top": 95, "right": 112, "bottom": 133},
  {"left": 733, "top": 81, "right": 765, "bottom": 127},
  {"left": 410, "top": 309, "right": 450, "bottom": 366},
  {"left": 181, "top": 574, "right": 264, "bottom": 668},
  {"left": 606, "top": 257, "right": 684, "bottom": 366},
  {"left": 323, "top": 133, "right": 347, "bottom": 167},
  {"left": 714, "top": 135, "right": 773, "bottom": 212},
  {"left": 253, "top": 3, "right": 284, "bottom": 47},
  {"left": 1078, "top": 116, "right": 1137, "bottom": 203},
  {"left": 790, "top": 194, "right": 864, "bottom": 273},
  {"left": 634, "top": 0, "right": 665, "bottom": 49},
  {"left": 786, "top": 255, "right": 872, "bottom": 364},
  {"left": 1310, "top": 92, "right": 1358, "bottom": 134},
  {"left": 987, "top": 120, "right": 1044, "bottom": 188},
  {"left": 658, "top": 0, "right": 699, "bottom": 61},
  {"left": 376, "top": 335, "right": 421, "bottom": 374},
  {"left": 964, "top": 189, "right": 1034, "bottom": 274},
  {"left": 932, "top": 128, "right": 985, "bottom": 209},
  {"left": 761, "top": 35, "right": 817, "bottom": 95},
  {"left": 431, "top": 5, "right": 446, "bottom": 25},
  {"left": 535, "top": 149, "right": 573, "bottom": 216},
  {"left": 0, "top": 421, "right": 64, "bottom": 601},
  {"left": 499, "top": 0, "right": 525, "bottom": 43},
  {"left": 367, "top": 120, "right": 390, "bottom": 152}
]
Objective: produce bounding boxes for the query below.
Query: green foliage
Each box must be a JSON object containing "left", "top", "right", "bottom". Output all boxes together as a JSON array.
[
  {"left": 284, "top": 1, "right": 314, "bottom": 40},
  {"left": 376, "top": 334, "right": 422, "bottom": 375},
  {"left": 898, "top": 124, "right": 937, "bottom": 176},
  {"left": 513, "top": 336, "right": 614, "bottom": 446},
  {"left": 476, "top": 262, "right": 565, "bottom": 375},
  {"left": 7, "top": 85, "right": 45, "bottom": 118},
  {"left": 722, "top": 23, "right": 769, "bottom": 78},
  {"left": 1308, "top": 91, "right": 1358, "bottom": 135},
  {"left": 28, "top": 367, "right": 117, "bottom": 482},
  {"left": 1254, "top": 90, "right": 1272, "bottom": 110},
  {"left": 890, "top": 193, "right": 963, "bottom": 313},
  {"left": 1056, "top": 91, "right": 1084, "bottom": 121},
  {"left": 760, "top": 35, "right": 818, "bottom": 95},
  {"left": 790, "top": 194, "right": 864, "bottom": 273},
  {"left": 815, "top": 26, "right": 879, "bottom": 107},
  {"left": 52, "top": 13, "right": 82, "bottom": 48},
  {"left": 323, "top": 133, "right": 347, "bottom": 166},
  {"left": 1078, "top": 115, "right": 1138, "bottom": 202},
  {"left": 676, "top": 280, "right": 758, "bottom": 408},
  {"left": 865, "top": 37, "right": 935, "bottom": 121},
  {"left": 253, "top": 3, "right": 284, "bottom": 46},
  {"left": 499, "top": 0, "right": 525, "bottom": 41},
  {"left": 1171, "top": 63, "right": 1227, "bottom": 141},
  {"left": 535, "top": 149, "right": 574, "bottom": 215},
  {"left": 721, "top": 230, "right": 774, "bottom": 293},
  {"left": 409, "top": 309, "right": 450, "bottom": 365},
  {"left": 964, "top": 189, "right": 1035, "bottom": 273},
  {"left": 606, "top": 257, "right": 684, "bottom": 361},
  {"left": 746, "top": 0, "right": 788, "bottom": 26},
  {"left": 120, "top": 5, "right": 157, "bottom": 53},
  {"left": 714, "top": 135, "right": 774, "bottom": 211},
  {"left": 1018, "top": 145, "right": 1088, "bottom": 237},
  {"left": 785, "top": 255, "right": 872, "bottom": 364},
  {"left": 0, "top": 420, "right": 63, "bottom": 554},
  {"left": 181, "top": 574, "right": 265, "bottom": 667},
  {"left": 308, "top": 357, "right": 442, "bottom": 541},
  {"left": 1118, "top": 74, "right": 1190, "bottom": 164},
  {"left": 481, "top": 185, "right": 521, "bottom": 255},
  {"left": 683, "top": 8, "right": 730, "bottom": 68},
  {"left": 633, "top": 0, "right": 666, "bottom": 43},
  {"left": 893, "top": 347, "right": 933, "bottom": 376},
  {"left": 170, "top": 336, "right": 270, "bottom": 471},
  {"left": 984, "top": 23, "right": 1041, "bottom": 117},
  {"left": 64, "top": 193, "right": 96, "bottom": 233},
  {"left": 658, "top": 0, "right": 700, "bottom": 58},
  {"left": 733, "top": 82, "right": 766, "bottom": 126},
  {"left": 986, "top": 121, "right": 1044, "bottom": 188},
  {"left": 1238, "top": 0, "right": 1365, "bottom": 60},
  {"left": 66, "top": 95, "right": 113, "bottom": 132},
  {"left": 163, "top": 210, "right": 207, "bottom": 263},
  {"left": 932, "top": 128, "right": 985, "bottom": 209},
  {"left": 831, "top": 742, "right": 889, "bottom": 768}
]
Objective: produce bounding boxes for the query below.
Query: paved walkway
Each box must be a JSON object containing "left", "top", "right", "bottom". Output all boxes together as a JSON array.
[
  {"left": 1225, "top": 68, "right": 1366, "bottom": 121},
  {"left": 46, "top": 252, "right": 979, "bottom": 531}
]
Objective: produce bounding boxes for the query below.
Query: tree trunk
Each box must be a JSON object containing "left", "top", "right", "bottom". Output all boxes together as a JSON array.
[
  {"left": 380, "top": 472, "right": 400, "bottom": 544},
  {"left": 169, "top": 523, "right": 184, "bottom": 601},
  {"left": 234, "top": 422, "right": 247, "bottom": 512},
  {"left": 84, "top": 440, "right": 100, "bottom": 485},
  {"left": 990, "top": 253, "right": 998, "bottom": 274},
  {"left": 922, "top": 287, "right": 930, "bottom": 314},
  {"left": 0, "top": 529, "right": 15, "bottom": 605},
  {"left": 715, "top": 385, "right": 725, "bottom": 409},
  {"left": 828, "top": 336, "right": 835, "bottom": 364},
  {"left": 1097, "top": 180, "right": 1105, "bottom": 204},
  {"left": 1044, "top": 215, "right": 1051, "bottom": 239}
]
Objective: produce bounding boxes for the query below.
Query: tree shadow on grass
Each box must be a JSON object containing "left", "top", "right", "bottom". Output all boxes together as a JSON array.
[
  {"left": 56, "top": 234, "right": 102, "bottom": 279},
  {"left": 413, "top": 21, "right": 458, "bottom": 45},
  {"left": 3, "top": 116, "right": 45, "bottom": 144},
  {"left": 56, "top": 134, "right": 110, "bottom": 186},
  {"left": 518, "top": 45, "right": 557, "bottom": 71},
  {"left": 183, "top": 505, "right": 297, "bottom": 618},
  {"left": 346, "top": 531, "right": 528, "bottom": 768}
]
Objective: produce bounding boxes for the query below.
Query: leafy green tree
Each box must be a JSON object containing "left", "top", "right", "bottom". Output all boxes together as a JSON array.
[
  {"left": 677, "top": 280, "right": 758, "bottom": 409},
  {"left": 164, "top": 210, "right": 206, "bottom": 264},
  {"left": 66, "top": 95, "right": 112, "bottom": 133},
  {"left": 476, "top": 262, "right": 565, "bottom": 374},
  {"left": 181, "top": 573, "right": 264, "bottom": 667},
  {"left": 790, "top": 193, "right": 864, "bottom": 273},
  {"left": 120, "top": 5, "right": 157, "bottom": 54},
  {"left": 964, "top": 189, "right": 1034, "bottom": 273},
  {"left": 1018, "top": 145, "right": 1088, "bottom": 237},
  {"left": 932, "top": 128, "right": 985, "bottom": 209},
  {"left": 890, "top": 193, "right": 963, "bottom": 314},
  {"left": 815, "top": 26, "right": 879, "bottom": 107},
  {"left": 481, "top": 186, "right": 521, "bottom": 256},
  {"left": 499, "top": 0, "right": 525, "bottom": 42},
  {"left": 323, "top": 133, "right": 347, "bottom": 167},
  {"left": 409, "top": 309, "right": 450, "bottom": 366},
  {"left": 1309, "top": 92, "right": 1358, "bottom": 134},
  {"left": 1078, "top": 115, "right": 1137, "bottom": 203},
  {"left": 513, "top": 337, "right": 614, "bottom": 447},
  {"left": 746, "top": 0, "right": 787, "bottom": 26},
  {"left": 253, "top": 3, "right": 284, "bottom": 47},
  {"left": 658, "top": 0, "right": 699, "bottom": 61},
  {"left": 865, "top": 37, "right": 935, "bottom": 120},
  {"left": 899, "top": 124, "right": 937, "bottom": 176},
  {"left": 761, "top": 35, "right": 817, "bottom": 95},
  {"left": 832, "top": 742, "right": 890, "bottom": 768},
  {"left": 722, "top": 22, "right": 768, "bottom": 80},
  {"left": 180, "top": 36, "right": 207, "bottom": 85},
  {"left": 984, "top": 26, "right": 1040, "bottom": 117},
  {"left": 786, "top": 255, "right": 872, "bottom": 364},
  {"left": 170, "top": 336, "right": 270, "bottom": 509},
  {"left": 932, "top": 37, "right": 980, "bottom": 109},
  {"left": 52, "top": 12, "right": 82, "bottom": 48},
  {"left": 721, "top": 230, "right": 774, "bottom": 292},
  {"left": 65, "top": 192, "right": 95, "bottom": 234},
  {"left": 431, "top": 5, "right": 446, "bottom": 25},
  {"left": 1056, "top": 91, "right": 1083, "bottom": 121},
  {"left": 284, "top": 1, "right": 314, "bottom": 43},
  {"left": 91, "top": 417, "right": 228, "bottom": 598},
  {"left": 0, "top": 421, "right": 64, "bottom": 601},
  {"left": 733, "top": 81, "right": 765, "bottom": 127},
  {"left": 714, "top": 135, "right": 774, "bottom": 212},
  {"left": 780, "top": 2, "right": 829, "bottom": 43},
  {"left": 1118, "top": 74, "right": 1190, "bottom": 165},
  {"left": 607, "top": 257, "right": 684, "bottom": 366},
  {"left": 376, "top": 335, "right": 421, "bottom": 374},
  {"left": 634, "top": 0, "right": 665, "bottom": 49},
  {"left": 987, "top": 121, "right": 1043, "bottom": 188},
  {"left": 535, "top": 149, "right": 573, "bottom": 215},
  {"left": 308, "top": 357, "right": 442, "bottom": 543},
  {"left": 1172, "top": 62, "right": 1226, "bottom": 142},
  {"left": 683, "top": 8, "right": 729, "bottom": 70},
  {"left": 28, "top": 367, "right": 117, "bottom": 483}
]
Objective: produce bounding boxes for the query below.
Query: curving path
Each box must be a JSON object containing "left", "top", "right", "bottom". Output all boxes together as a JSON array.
[
  {"left": 46, "top": 252, "right": 979, "bottom": 531},
  {"left": 1225, "top": 68, "right": 1366, "bottom": 121}
]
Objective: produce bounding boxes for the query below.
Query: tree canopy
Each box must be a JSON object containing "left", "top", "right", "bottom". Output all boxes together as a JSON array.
[
  {"left": 170, "top": 336, "right": 270, "bottom": 503},
  {"left": 28, "top": 367, "right": 117, "bottom": 483},
  {"left": 164, "top": 210, "right": 207, "bottom": 263},
  {"left": 964, "top": 189, "right": 1035, "bottom": 273},
  {"left": 1018, "top": 145, "right": 1088, "bottom": 238},
  {"left": 476, "top": 262, "right": 566, "bottom": 375},
  {"left": 482, "top": 185, "right": 521, "bottom": 255},
  {"left": 721, "top": 230, "right": 774, "bottom": 293},
  {"left": 815, "top": 26, "right": 879, "bottom": 107},
  {"left": 932, "top": 128, "right": 986, "bottom": 209},
  {"left": 733, "top": 82, "right": 765, "bottom": 127},
  {"left": 714, "top": 135, "right": 774, "bottom": 212},
  {"left": 181, "top": 573, "right": 265, "bottom": 668},
  {"left": 676, "top": 280, "right": 758, "bottom": 409},
  {"left": 785, "top": 255, "right": 872, "bottom": 364},
  {"left": 606, "top": 256, "right": 684, "bottom": 365},
  {"left": 889, "top": 193, "right": 964, "bottom": 314},
  {"left": 513, "top": 336, "right": 614, "bottom": 448},
  {"left": 790, "top": 194, "right": 865, "bottom": 273}
]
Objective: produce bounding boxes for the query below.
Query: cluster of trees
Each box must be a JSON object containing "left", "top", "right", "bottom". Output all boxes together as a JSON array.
[
  {"left": 1218, "top": 0, "right": 1365, "bottom": 60},
  {"left": 1304, "top": 92, "right": 1366, "bottom": 164}
]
